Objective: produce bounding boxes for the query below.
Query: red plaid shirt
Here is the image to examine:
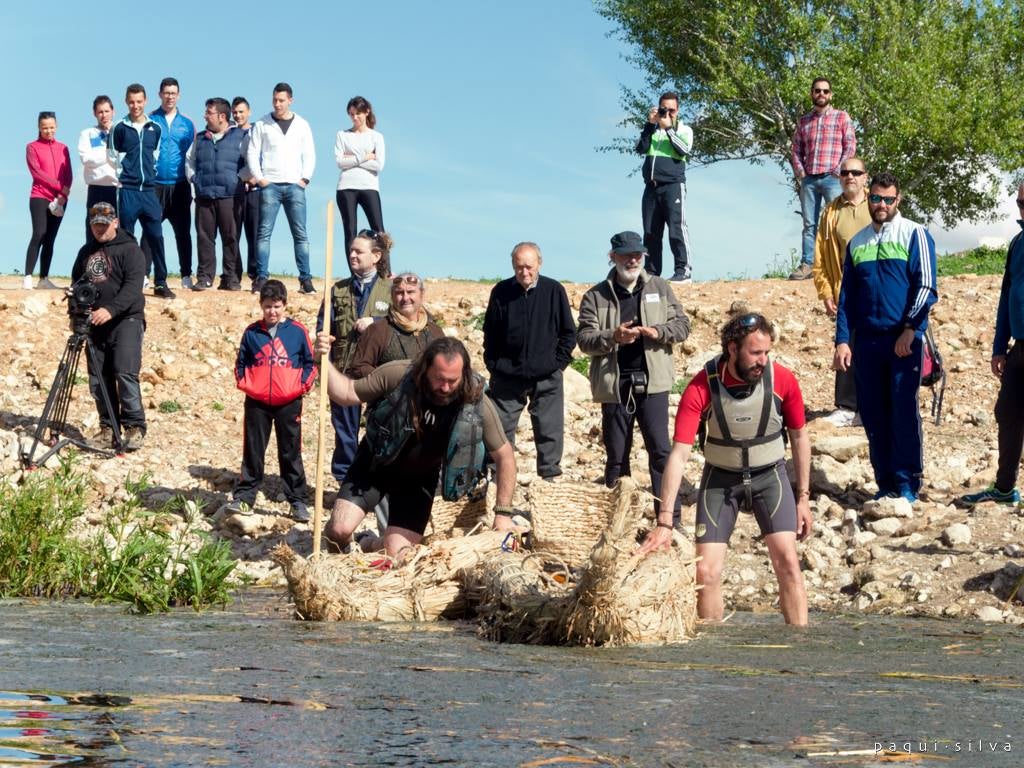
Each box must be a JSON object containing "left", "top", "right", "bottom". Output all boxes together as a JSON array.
[{"left": 791, "top": 107, "right": 856, "bottom": 176}]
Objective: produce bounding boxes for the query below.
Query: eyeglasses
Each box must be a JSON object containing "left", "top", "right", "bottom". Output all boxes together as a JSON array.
[
  {"left": 839, "top": 169, "right": 866, "bottom": 177},
  {"left": 868, "top": 194, "right": 898, "bottom": 205},
  {"left": 812, "top": 88, "right": 831, "bottom": 95},
  {"left": 392, "top": 274, "right": 421, "bottom": 287}
]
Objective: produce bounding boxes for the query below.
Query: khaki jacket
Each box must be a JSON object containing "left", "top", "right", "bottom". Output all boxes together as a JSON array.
[
  {"left": 812, "top": 194, "right": 872, "bottom": 303},
  {"left": 576, "top": 269, "right": 690, "bottom": 403},
  {"left": 328, "top": 276, "right": 392, "bottom": 372}
]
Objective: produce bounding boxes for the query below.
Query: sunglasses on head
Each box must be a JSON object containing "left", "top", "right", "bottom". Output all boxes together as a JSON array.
[
  {"left": 392, "top": 274, "right": 421, "bottom": 287},
  {"left": 840, "top": 169, "right": 866, "bottom": 177},
  {"left": 738, "top": 313, "right": 761, "bottom": 328},
  {"left": 868, "top": 193, "right": 898, "bottom": 205},
  {"left": 357, "top": 229, "right": 379, "bottom": 240}
]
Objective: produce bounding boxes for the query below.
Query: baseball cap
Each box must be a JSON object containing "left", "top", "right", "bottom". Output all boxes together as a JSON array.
[
  {"left": 610, "top": 231, "right": 645, "bottom": 255},
  {"left": 88, "top": 202, "right": 116, "bottom": 226}
]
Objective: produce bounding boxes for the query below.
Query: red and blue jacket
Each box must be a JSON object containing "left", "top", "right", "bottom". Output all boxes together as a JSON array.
[{"left": 235, "top": 318, "right": 317, "bottom": 406}]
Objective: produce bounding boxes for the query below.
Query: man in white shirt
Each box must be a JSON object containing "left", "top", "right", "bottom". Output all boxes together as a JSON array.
[
  {"left": 78, "top": 95, "right": 119, "bottom": 238},
  {"left": 245, "top": 82, "right": 316, "bottom": 295}
]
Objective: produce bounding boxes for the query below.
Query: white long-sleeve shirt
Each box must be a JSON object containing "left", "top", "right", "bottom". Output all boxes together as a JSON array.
[
  {"left": 246, "top": 112, "right": 316, "bottom": 184},
  {"left": 78, "top": 125, "right": 119, "bottom": 187},
  {"left": 334, "top": 128, "right": 385, "bottom": 191}
]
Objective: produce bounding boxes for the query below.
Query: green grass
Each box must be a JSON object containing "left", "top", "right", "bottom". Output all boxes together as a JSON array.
[
  {"left": 569, "top": 357, "right": 590, "bottom": 377},
  {"left": 763, "top": 248, "right": 800, "bottom": 279},
  {"left": 158, "top": 400, "right": 182, "bottom": 414},
  {"left": 0, "top": 462, "right": 235, "bottom": 612},
  {"left": 211, "top": 402, "right": 225, "bottom": 412},
  {"left": 937, "top": 245, "right": 1005, "bottom": 277},
  {"left": 671, "top": 375, "right": 692, "bottom": 394},
  {"left": 466, "top": 313, "right": 486, "bottom": 331}
]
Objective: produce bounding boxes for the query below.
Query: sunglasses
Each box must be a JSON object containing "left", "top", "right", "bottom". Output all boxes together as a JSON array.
[
  {"left": 840, "top": 169, "right": 866, "bottom": 177},
  {"left": 392, "top": 274, "right": 421, "bottom": 287},
  {"left": 738, "top": 313, "right": 762, "bottom": 328},
  {"left": 868, "top": 194, "right": 898, "bottom": 205},
  {"left": 813, "top": 88, "right": 831, "bottom": 94},
  {"left": 357, "top": 229, "right": 380, "bottom": 240}
]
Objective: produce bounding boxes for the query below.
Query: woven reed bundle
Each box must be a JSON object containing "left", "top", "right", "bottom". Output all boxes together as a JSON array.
[
  {"left": 528, "top": 481, "right": 622, "bottom": 567},
  {"left": 271, "top": 530, "right": 509, "bottom": 622},
  {"left": 461, "top": 553, "right": 573, "bottom": 644},
  {"left": 424, "top": 494, "right": 490, "bottom": 542},
  {"left": 561, "top": 478, "right": 698, "bottom": 646}
]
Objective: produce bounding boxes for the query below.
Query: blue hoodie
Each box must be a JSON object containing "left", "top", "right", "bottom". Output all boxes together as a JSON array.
[
  {"left": 149, "top": 109, "right": 195, "bottom": 185},
  {"left": 993, "top": 223, "right": 1024, "bottom": 356}
]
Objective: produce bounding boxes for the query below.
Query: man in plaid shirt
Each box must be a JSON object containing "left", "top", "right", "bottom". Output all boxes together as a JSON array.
[{"left": 790, "top": 77, "right": 856, "bottom": 280}]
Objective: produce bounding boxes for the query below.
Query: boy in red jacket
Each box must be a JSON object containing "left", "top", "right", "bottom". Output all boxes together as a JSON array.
[{"left": 228, "top": 279, "right": 316, "bottom": 520}]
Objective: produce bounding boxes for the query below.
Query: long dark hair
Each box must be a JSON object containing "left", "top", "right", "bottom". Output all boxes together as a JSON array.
[
  {"left": 408, "top": 338, "right": 482, "bottom": 436},
  {"left": 347, "top": 95, "right": 376, "bottom": 129}
]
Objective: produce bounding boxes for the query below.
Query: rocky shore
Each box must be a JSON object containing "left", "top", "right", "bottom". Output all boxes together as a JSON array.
[{"left": 1, "top": 274, "right": 1021, "bottom": 624}]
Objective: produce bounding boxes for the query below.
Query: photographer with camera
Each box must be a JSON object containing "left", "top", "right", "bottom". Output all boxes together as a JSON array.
[
  {"left": 70, "top": 202, "right": 147, "bottom": 451},
  {"left": 577, "top": 231, "right": 690, "bottom": 526},
  {"left": 636, "top": 91, "right": 694, "bottom": 282}
]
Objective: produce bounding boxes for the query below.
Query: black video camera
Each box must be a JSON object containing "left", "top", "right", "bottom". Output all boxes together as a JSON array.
[{"left": 67, "top": 278, "right": 99, "bottom": 336}]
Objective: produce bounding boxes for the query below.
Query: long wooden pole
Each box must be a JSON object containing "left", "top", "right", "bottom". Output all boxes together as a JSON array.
[{"left": 312, "top": 200, "right": 334, "bottom": 558}]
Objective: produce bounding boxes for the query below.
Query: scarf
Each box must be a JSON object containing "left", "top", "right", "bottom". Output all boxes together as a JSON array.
[{"left": 390, "top": 306, "right": 428, "bottom": 333}]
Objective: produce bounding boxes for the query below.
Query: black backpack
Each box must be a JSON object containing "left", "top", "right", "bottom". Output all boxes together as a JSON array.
[{"left": 920, "top": 326, "right": 946, "bottom": 425}]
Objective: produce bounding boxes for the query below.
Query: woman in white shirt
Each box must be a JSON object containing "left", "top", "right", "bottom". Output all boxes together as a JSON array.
[{"left": 334, "top": 96, "right": 386, "bottom": 253}]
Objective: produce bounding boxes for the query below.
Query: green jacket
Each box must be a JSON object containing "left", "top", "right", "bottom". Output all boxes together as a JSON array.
[
  {"left": 576, "top": 269, "right": 690, "bottom": 403},
  {"left": 328, "top": 276, "right": 392, "bottom": 372}
]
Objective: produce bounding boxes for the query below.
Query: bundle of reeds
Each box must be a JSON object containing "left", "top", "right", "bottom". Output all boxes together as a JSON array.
[
  {"left": 424, "top": 494, "right": 490, "bottom": 542},
  {"left": 461, "top": 552, "right": 573, "bottom": 644},
  {"left": 560, "top": 478, "right": 699, "bottom": 646},
  {"left": 271, "top": 530, "right": 509, "bottom": 622}
]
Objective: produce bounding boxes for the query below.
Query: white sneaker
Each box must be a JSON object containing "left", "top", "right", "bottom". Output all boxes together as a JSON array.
[
  {"left": 181, "top": 276, "right": 193, "bottom": 290},
  {"left": 23, "top": 276, "right": 33, "bottom": 289},
  {"left": 143, "top": 276, "right": 151, "bottom": 289},
  {"left": 823, "top": 408, "right": 856, "bottom": 427}
]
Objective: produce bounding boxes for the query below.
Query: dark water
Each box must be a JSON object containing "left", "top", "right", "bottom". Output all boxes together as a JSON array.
[{"left": 0, "top": 593, "right": 1019, "bottom": 767}]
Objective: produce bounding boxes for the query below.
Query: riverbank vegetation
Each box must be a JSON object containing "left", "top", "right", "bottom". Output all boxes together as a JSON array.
[{"left": 0, "top": 459, "right": 235, "bottom": 613}]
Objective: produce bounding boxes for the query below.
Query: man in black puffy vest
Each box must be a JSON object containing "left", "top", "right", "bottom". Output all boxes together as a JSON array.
[{"left": 185, "top": 98, "right": 245, "bottom": 290}]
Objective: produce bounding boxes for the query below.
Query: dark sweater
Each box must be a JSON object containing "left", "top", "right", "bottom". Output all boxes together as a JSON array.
[
  {"left": 482, "top": 274, "right": 576, "bottom": 380},
  {"left": 348, "top": 315, "right": 444, "bottom": 379},
  {"left": 71, "top": 228, "right": 146, "bottom": 321}
]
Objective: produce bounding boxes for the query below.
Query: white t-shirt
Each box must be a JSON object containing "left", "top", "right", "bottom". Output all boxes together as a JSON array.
[{"left": 334, "top": 128, "right": 386, "bottom": 191}]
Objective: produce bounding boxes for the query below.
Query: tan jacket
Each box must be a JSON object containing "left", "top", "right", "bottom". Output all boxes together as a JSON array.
[{"left": 812, "top": 194, "right": 871, "bottom": 303}]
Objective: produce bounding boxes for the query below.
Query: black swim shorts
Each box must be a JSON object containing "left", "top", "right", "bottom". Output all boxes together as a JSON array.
[
  {"left": 694, "top": 459, "right": 797, "bottom": 544},
  {"left": 338, "top": 445, "right": 440, "bottom": 536}
]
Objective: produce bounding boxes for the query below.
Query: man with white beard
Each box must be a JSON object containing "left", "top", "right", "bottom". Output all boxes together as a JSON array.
[{"left": 577, "top": 230, "right": 691, "bottom": 527}]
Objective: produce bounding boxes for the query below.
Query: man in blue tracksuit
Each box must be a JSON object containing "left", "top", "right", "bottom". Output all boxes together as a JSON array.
[
  {"left": 833, "top": 171, "right": 938, "bottom": 502},
  {"left": 148, "top": 77, "right": 195, "bottom": 289},
  {"left": 109, "top": 83, "right": 174, "bottom": 298}
]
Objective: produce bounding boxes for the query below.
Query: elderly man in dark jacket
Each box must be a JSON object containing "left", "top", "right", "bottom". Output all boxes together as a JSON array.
[{"left": 483, "top": 241, "right": 576, "bottom": 479}]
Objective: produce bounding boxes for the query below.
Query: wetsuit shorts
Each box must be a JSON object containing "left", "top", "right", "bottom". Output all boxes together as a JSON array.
[
  {"left": 695, "top": 459, "right": 797, "bottom": 544},
  {"left": 338, "top": 445, "right": 439, "bottom": 535}
]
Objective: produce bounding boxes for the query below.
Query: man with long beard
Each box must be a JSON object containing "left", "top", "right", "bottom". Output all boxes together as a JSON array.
[
  {"left": 639, "top": 312, "right": 813, "bottom": 626},
  {"left": 577, "top": 230, "right": 691, "bottom": 527}
]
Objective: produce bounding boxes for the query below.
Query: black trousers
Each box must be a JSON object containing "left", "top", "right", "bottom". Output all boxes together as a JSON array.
[
  {"left": 195, "top": 197, "right": 240, "bottom": 286},
  {"left": 336, "top": 189, "right": 384, "bottom": 254},
  {"left": 141, "top": 180, "right": 193, "bottom": 278},
  {"left": 487, "top": 370, "right": 565, "bottom": 478},
  {"left": 85, "top": 185, "right": 118, "bottom": 240},
  {"left": 26, "top": 197, "right": 63, "bottom": 278},
  {"left": 86, "top": 316, "right": 146, "bottom": 431},
  {"left": 996, "top": 342, "right": 1024, "bottom": 491},
  {"left": 234, "top": 186, "right": 260, "bottom": 281},
  {"left": 235, "top": 396, "right": 307, "bottom": 505},
  {"left": 641, "top": 181, "right": 691, "bottom": 277},
  {"left": 601, "top": 381, "right": 681, "bottom": 519},
  {"left": 835, "top": 329, "right": 858, "bottom": 411}
]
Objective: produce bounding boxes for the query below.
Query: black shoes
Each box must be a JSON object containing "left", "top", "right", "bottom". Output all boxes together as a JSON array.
[
  {"left": 251, "top": 277, "right": 266, "bottom": 294},
  {"left": 154, "top": 284, "right": 177, "bottom": 299},
  {"left": 298, "top": 278, "right": 316, "bottom": 294}
]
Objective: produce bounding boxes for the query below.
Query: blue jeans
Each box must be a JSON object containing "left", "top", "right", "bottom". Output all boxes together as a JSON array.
[
  {"left": 118, "top": 188, "right": 167, "bottom": 285},
  {"left": 799, "top": 173, "right": 842, "bottom": 266},
  {"left": 255, "top": 183, "right": 311, "bottom": 281}
]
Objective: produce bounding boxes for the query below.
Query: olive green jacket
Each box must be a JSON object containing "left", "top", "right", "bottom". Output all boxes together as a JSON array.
[{"left": 327, "top": 276, "right": 392, "bottom": 372}]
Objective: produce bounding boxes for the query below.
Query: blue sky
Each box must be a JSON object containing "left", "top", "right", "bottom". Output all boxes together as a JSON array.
[{"left": 2, "top": 1, "right": 1018, "bottom": 284}]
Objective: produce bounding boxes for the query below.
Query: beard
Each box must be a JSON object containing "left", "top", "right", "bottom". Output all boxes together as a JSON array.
[
  {"left": 615, "top": 264, "right": 642, "bottom": 283},
  {"left": 735, "top": 358, "right": 765, "bottom": 384}
]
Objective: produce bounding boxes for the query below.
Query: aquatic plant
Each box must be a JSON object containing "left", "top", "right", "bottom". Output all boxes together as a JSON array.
[{"left": 0, "top": 461, "right": 235, "bottom": 613}]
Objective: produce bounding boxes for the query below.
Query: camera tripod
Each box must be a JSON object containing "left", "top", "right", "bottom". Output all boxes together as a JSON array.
[{"left": 20, "top": 330, "right": 125, "bottom": 468}]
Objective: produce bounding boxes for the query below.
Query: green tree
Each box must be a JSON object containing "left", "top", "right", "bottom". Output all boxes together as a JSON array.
[{"left": 599, "top": 0, "right": 1024, "bottom": 225}]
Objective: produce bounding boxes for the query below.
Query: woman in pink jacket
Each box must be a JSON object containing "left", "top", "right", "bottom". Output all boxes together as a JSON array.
[{"left": 25, "top": 111, "right": 72, "bottom": 289}]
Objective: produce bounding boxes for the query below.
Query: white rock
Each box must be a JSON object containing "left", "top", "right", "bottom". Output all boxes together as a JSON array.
[
  {"left": 852, "top": 530, "right": 877, "bottom": 547},
  {"left": 941, "top": 523, "right": 972, "bottom": 547},
  {"left": 974, "top": 606, "right": 1005, "bottom": 623},
  {"left": 812, "top": 435, "right": 869, "bottom": 462},
  {"left": 867, "top": 517, "right": 903, "bottom": 536},
  {"left": 562, "top": 367, "right": 592, "bottom": 405},
  {"left": 862, "top": 497, "right": 914, "bottom": 520}
]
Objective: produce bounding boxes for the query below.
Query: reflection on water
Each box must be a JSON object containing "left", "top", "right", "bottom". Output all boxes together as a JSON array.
[{"left": 0, "top": 595, "right": 1019, "bottom": 767}]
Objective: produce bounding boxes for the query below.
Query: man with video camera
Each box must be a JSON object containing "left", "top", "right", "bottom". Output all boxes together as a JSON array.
[{"left": 70, "top": 202, "right": 147, "bottom": 451}]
